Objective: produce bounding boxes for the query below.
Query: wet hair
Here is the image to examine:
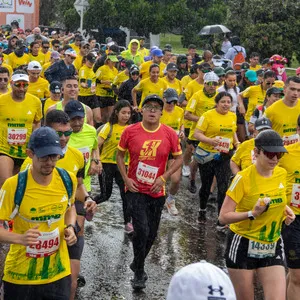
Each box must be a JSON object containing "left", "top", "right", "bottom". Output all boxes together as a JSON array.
[
  {"left": 109, "top": 100, "right": 132, "bottom": 125},
  {"left": 149, "top": 63, "right": 159, "bottom": 72},
  {"left": 88, "top": 37, "right": 96, "bottom": 43},
  {"left": 224, "top": 71, "right": 238, "bottom": 94},
  {"left": 215, "top": 91, "right": 233, "bottom": 104},
  {"left": 51, "top": 39, "right": 60, "bottom": 46},
  {"left": 62, "top": 76, "right": 78, "bottom": 86},
  {"left": 30, "top": 41, "right": 39, "bottom": 50},
  {"left": 163, "top": 49, "right": 171, "bottom": 55},
  {"left": 45, "top": 110, "right": 70, "bottom": 126},
  {"left": 250, "top": 52, "right": 260, "bottom": 59},
  {"left": 0, "top": 67, "right": 9, "bottom": 76},
  {"left": 286, "top": 76, "right": 300, "bottom": 85},
  {"left": 263, "top": 70, "right": 276, "bottom": 80},
  {"left": 42, "top": 40, "right": 50, "bottom": 46}
]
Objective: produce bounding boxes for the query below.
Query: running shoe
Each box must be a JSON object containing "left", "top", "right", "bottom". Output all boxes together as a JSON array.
[
  {"left": 130, "top": 262, "right": 148, "bottom": 281},
  {"left": 182, "top": 165, "right": 190, "bottom": 177},
  {"left": 125, "top": 223, "right": 134, "bottom": 234},
  {"left": 166, "top": 199, "right": 179, "bottom": 216},
  {"left": 189, "top": 180, "right": 197, "bottom": 194},
  {"left": 198, "top": 209, "right": 207, "bottom": 223},
  {"left": 131, "top": 273, "right": 146, "bottom": 290}
]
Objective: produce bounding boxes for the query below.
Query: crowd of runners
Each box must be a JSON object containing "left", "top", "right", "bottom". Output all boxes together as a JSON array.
[{"left": 0, "top": 22, "right": 300, "bottom": 299}]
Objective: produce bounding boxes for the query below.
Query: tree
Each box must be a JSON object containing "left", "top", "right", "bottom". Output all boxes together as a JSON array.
[{"left": 226, "top": 0, "right": 300, "bottom": 63}]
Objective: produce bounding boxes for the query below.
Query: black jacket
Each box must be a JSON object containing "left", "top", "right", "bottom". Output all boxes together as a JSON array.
[{"left": 45, "top": 60, "right": 76, "bottom": 83}]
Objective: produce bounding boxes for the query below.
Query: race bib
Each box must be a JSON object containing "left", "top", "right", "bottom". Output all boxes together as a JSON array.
[
  {"left": 26, "top": 228, "right": 60, "bottom": 258},
  {"left": 251, "top": 150, "right": 257, "bottom": 164},
  {"left": 291, "top": 183, "right": 300, "bottom": 208},
  {"left": 283, "top": 134, "right": 299, "bottom": 146},
  {"left": 247, "top": 239, "right": 276, "bottom": 258},
  {"left": 214, "top": 136, "right": 230, "bottom": 153},
  {"left": 78, "top": 146, "right": 90, "bottom": 163},
  {"left": 136, "top": 162, "right": 158, "bottom": 185},
  {"left": 7, "top": 128, "right": 27, "bottom": 145}
]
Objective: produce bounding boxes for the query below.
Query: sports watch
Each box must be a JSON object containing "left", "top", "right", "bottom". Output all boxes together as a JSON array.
[{"left": 247, "top": 211, "right": 255, "bottom": 220}]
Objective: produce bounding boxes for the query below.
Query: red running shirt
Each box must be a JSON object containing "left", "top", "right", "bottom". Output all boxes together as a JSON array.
[{"left": 118, "top": 122, "right": 182, "bottom": 197}]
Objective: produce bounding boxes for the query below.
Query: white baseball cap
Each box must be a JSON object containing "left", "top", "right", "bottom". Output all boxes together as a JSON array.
[
  {"left": 11, "top": 73, "right": 29, "bottom": 82},
  {"left": 204, "top": 71, "right": 219, "bottom": 83},
  {"left": 166, "top": 261, "right": 236, "bottom": 300},
  {"left": 27, "top": 61, "right": 42, "bottom": 71}
]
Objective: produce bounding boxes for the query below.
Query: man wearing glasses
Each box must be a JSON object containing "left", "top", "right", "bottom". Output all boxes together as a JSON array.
[
  {"left": 0, "top": 126, "right": 78, "bottom": 300},
  {"left": 41, "top": 40, "right": 51, "bottom": 63},
  {"left": 0, "top": 71, "right": 42, "bottom": 188},
  {"left": 45, "top": 49, "right": 77, "bottom": 83},
  {"left": 117, "top": 94, "right": 182, "bottom": 290}
]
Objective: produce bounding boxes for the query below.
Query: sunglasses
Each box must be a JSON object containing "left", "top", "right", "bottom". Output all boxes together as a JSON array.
[
  {"left": 68, "top": 55, "right": 76, "bottom": 60},
  {"left": 56, "top": 130, "right": 73, "bottom": 137},
  {"left": 131, "top": 72, "right": 139, "bottom": 76},
  {"left": 205, "top": 81, "right": 218, "bottom": 86},
  {"left": 38, "top": 154, "right": 60, "bottom": 162},
  {"left": 83, "top": 46, "right": 90, "bottom": 49},
  {"left": 0, "top": 78, "right": 8, "bottom": 82},
  {"left": 262, "top": 150, "right": 284, "bottom": 160},
  {"left": 14, "top": 82, "right": 29, "bottom": 88},
  {"left": 43, "top": 46, "right": 50, "bottom": 49},
  {"left": 53, "top": 45, "right": 59, "bottom": 48},
  {"left": 265, "top": 82, "right": 275, "bottom": 86}
]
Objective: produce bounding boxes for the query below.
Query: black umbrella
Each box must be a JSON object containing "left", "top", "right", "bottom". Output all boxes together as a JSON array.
[{"left": 198, "top": 25, "right": 231, "bottom": 35}]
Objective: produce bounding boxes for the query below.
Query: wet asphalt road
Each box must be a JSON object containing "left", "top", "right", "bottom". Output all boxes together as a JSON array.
[{"left": 77, "top": 176, "right": 230, "bottom": 300}]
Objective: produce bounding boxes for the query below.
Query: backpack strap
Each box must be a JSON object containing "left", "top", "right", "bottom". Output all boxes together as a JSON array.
[
  {"left": 56, "top": 167, "right": 73, "bottom": 200},
  {"left": 9, "top": 169, "right": 28, "bottom": 219},
  {"left": 233, "top": 46, "right": 242, "bottom": 53},
  {"left": 106, "top": 123, "right": 113, "bottom": 141}
]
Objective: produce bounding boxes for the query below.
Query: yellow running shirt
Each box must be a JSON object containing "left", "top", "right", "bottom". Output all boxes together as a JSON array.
[
  {"left": 7, "top": 53, "right": 30, "bottom": 70},
  {"left": 136, "top": 78, "right": 168, "bottom": 108},
  {"left": 43, "top": 98, "right": 61, "bottom": 117},
  {"left": 160, "top": 106, "right": 184, "bottom": 134},
  {"left": 186, "top": 90, "right": 217, "bottom": 141},
  {"left": 95, "top": 65, "right": 118, "bottom": 97},
  {"left": 0, "top": 168, "right": 77, "bottom": 284},
  {"left": 78, "top": 65, "right": 96, "bottom": 96},
  {"left": 231, "top": 138, "right": 256, "bottom": 170},
  {"left": 227, "top": 164, "right": 287, "bottom": 243},
  {"left": 241, "top": 85, "right": 266, "bottom": 122},
  {"left": 181, "top": 75, "right": 193, "bottom": 90},
  {"left": 99, "top": 122, "right": 128, "bottom": 165},
  {"left": 27, "top": 77, "right": 50, "bottom": 99},
  {"left": 163, "top": 77, "right": 182, "bottom": 95},
  {"left": 184, "top": 79, "right": 203, "bottom": 101},
  {"left": 73, "top": 54, "right": 84, "bottom": 72},
  {"left": 0, "top": 93, "right": 42, "bottom": 159},
  {"left": 264, "top": 99, "right": 300, "bottom": 143},
  {"left": 196, "top": 109, "right": 237, "bottom": 152},
  {"left": 279, "top": 142, "right": 300, "bottom": 214},
  {"left": 29, "top": 53, "right": 45, "bottom": 66},
  {"left": 139, "top": 61, "right": 165, "bottom": 80},
  {"left": 113, "top": 70, "right": 129, "bottom": 89}
]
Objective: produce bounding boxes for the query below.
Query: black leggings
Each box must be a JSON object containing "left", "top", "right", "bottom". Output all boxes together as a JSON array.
[
  {"left": 198, "top": 154, "right": 232, "bottom": 214},
  {"left": 98, "top": 163, "right": 130, "bottom": 224}
]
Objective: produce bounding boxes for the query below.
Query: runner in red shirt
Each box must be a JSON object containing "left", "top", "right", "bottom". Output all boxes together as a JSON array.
[{"left": 117, "top": 94, "right": 182, "bottom": 290}]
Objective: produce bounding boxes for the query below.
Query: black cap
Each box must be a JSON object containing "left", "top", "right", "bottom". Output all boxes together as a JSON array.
[
  {"left": 266, "top": 87, "right": 282, "bottom": 97},
  {"left": 163, "top": 88, "right": 178, "bottom": 103},
  {"left": 254, "top": 117, "right": 272, "bottom": 131},
  {"left": 142, "top": 94, "right": 164, "bottom": 108},
  {"left": 64, "top": 100, "right": 85, "bottom": 119},
  {"left": 50, "top": 81, "right": 62, "bottom": 94},
  {"left": 255, "top": 129, "right": 287, "bottom": 153},
  {"left": 15, "top": 40, "right": 25, "bottom": 49},
  {"left": 125, "top": 59, "right": 134, "bottom": 69},
  {"left": 190, "top": 64, "right": 199, "bottom": 74},
  {"left": 86, "top": 52, "right": 96, "bottom": 63},
  {"left": 166, "top": 63, "right": 178, "bottom": 71},
  {"left": 28, "top": 127, "right": 63, "bottom": 158},
  {"left": 240, "top": 62, "right": 250, "bottom": 70}
]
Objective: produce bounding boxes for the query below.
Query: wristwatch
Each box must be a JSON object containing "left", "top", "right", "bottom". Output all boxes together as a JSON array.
[
  {"left": 66, "top": 224, "right": 78, "bottom": 234},
  {"left": 91, "top": 158, "right": 100, "bottom": 165},
  {"left": 247, "top": 211, "right": 255, "bottom": 220}
]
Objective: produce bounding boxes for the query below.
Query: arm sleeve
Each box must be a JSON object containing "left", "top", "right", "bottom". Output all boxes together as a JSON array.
[
  {"left": 98, "top": 123, "right": 111, "bottom": 140},
  {"left": 0, "top": 177, "right": 17, "bottom": 220},
  {"left": 196, "top": 113, "right": 209, "bottom": 132}
]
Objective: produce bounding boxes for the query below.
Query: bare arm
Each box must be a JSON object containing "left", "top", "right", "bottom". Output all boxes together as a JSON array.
[
  {"left": 85, "top": 106, "right": 94, "bottom": 126},
  {"left": 237, "top": 94, "right": 245, "bottom": 116},
  {"left": 194, "top": 128, "right": 219, "bottom": 147},
  {"left": 131, "top": 88, "right": 138, "bottom": 108},
  {"left": 184, "top": 111, "right": 199, "bottom": 122}
]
